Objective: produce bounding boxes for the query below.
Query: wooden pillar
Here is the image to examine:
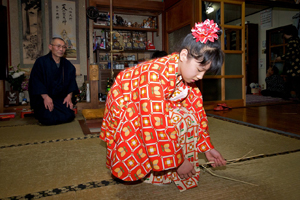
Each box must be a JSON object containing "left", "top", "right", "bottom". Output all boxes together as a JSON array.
[
  {"left": 0, "top": 1, "right": 8, "bottom": 113},
  {"left": 90, "top": 80, "right": 99, "bottom": 108},
  {"left": 89, "top": 63, "right": 99, "bottom": 108},
  {"left": 0, "top": 80, "right": 4, "bottom": 113}
]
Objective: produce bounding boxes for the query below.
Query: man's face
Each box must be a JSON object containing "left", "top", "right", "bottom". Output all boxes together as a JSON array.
[{"left": 49, "top": 39, "right": 67, "bottom": 58}]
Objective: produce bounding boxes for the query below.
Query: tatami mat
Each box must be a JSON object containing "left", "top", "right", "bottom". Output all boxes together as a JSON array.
[
  {"left": 0, "top": 117, "right": 300, "bottom": 199},
  {"left": 0, "top": 120, "right": 84, "bottom": 147}
]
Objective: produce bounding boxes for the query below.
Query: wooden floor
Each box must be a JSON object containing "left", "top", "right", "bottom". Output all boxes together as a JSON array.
[
  {"left": 2, "top": 100, "right": 299, "bottom": 137},
  {"left": 206, "top": 102, "right": 300, "bottom": 136}
]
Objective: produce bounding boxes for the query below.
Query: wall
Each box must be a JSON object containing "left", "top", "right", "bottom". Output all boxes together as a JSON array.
[
  {"left": 7, "top": 0, "right": 87, "bottom": 90},
  {"left": 243, "top": 8, "right": 299, "bottom": 89}
]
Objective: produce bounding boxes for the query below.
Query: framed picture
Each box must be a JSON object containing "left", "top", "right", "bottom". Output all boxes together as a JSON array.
[
  {"left": 49, "top": 0, "right": 79, "bottom": 64},
  {"left": 96, "top": 36, "right": 106, "bottom": 49},
  {"left": 5, "top": 91, "right": 19, "bottom": 106},
  {"left": 18, "top": 0, "right": 44, "bottom": 67}
]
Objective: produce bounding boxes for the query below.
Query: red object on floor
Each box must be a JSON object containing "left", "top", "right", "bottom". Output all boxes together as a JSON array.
[
  {"left": 217, "top": 103, "right": 232, "bottom": 110},
  {"left": 21, "top": 110, "right": 34, "bottom": 118},
  {"left": 73, "top": 107, "right": 78, "bottom": 114},
  {"left": 0, "top": 114, "right": 15, "bottom": 120},
  {"left": 214, "top": 103, "right": 232, "bottom": 111},
  {"left": 214, "top": 105, "right": 224, "bottom": 111},
  {"left": 0, "top": 112, "right": 16, "bottom": 120}
]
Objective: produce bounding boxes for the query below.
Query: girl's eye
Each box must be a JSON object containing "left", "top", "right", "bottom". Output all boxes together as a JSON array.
[{"left": 197, "top": 66, "right": 204, "bottom": 72}]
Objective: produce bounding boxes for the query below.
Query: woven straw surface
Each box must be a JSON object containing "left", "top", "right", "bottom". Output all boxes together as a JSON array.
[{"left": 0, "top": 117, "right": 299, "bottom": 200}]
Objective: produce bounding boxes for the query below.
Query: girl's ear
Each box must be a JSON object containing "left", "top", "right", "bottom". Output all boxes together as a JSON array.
[{"left": 179, "top": 49, "right": 188, "bottom": 62}]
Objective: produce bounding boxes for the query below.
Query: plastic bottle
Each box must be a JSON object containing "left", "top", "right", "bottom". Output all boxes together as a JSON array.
[{"left": 86, "top": 83, "right": 90, "bottom": 102}]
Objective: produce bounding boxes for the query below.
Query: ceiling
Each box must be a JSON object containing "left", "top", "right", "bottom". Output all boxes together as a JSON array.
[{"left": 205, "top": 2, "right": 298, "bottom": 24}]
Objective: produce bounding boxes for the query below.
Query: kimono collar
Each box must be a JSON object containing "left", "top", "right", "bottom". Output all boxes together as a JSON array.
[{"left": 46, "top": 51, "right": 63, "bottom": 64}]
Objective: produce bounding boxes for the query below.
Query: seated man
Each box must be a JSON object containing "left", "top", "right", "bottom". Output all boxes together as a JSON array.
[
  {"left": 29, "top": 37, "right": 79, "bottom": 125},
  {"left": 261, "top": 66, "right": 285, "bottom": 98}
]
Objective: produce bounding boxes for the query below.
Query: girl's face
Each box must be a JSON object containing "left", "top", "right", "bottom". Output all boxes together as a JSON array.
[{"left": 178, "top": 49, "right": 211, "bottom": 83}]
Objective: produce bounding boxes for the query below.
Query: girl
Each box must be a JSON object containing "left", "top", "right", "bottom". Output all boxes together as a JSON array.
[{"left": 100, "top": 19, "right": 226, "bottom": 192}]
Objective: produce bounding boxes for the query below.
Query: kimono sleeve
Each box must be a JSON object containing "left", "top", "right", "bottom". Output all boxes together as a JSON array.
[
  {"left": 29, "top": 58, "right": 48, "bottom": 96},
  {"left": 65, "top": 62, "right": 79, "bottom": 95}
]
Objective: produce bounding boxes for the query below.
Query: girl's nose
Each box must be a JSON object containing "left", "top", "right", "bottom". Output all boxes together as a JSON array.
[{"left": 197, "top": 72, "right": 205, "bottom": 80}]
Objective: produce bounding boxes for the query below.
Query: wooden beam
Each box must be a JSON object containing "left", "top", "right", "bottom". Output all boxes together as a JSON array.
[
  {"left": 91, "top": 0, "right": 164, "bottom": 15},
  {"left": 0, "top": 80, "right": 4, "bottom": 113},
  {"left": 90, "top": 80, "right": 99, "bottom": 108},
  {"left": 164, "top": 0, "right": 181, "bottom": 10},
  {"left": 245, "top": 0, "right": 300, "bottom": 9}
]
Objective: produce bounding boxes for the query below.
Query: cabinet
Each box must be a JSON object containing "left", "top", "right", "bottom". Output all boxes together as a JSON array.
[
  {"left": 94, "top": 27, "right": 156, "bottom": 70},
  {"left": 266, "top": 25, "right": 289, "bottom": 75},
  {"left": 98, "top": 69, "right": 122, "bottom": 94},
  {"left": 245, "top": 23, "right": 258, "bottom": 94},
  {"left": 93, "top": 27, "right": 157, "bottom": 94},
  {"left": 89, "top": 0, "right": 163, "bottom": 98},
  {"left": 96, "top": 49, "right": 155, "bottom": 69}
]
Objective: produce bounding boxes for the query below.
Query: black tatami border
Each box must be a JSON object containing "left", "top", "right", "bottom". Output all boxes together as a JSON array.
[
  {"left": 0, "top": 134, "right": 100, "bottom": 149},
  {"left": 1, "top": 148, "right": 300, "bottom": 200}
]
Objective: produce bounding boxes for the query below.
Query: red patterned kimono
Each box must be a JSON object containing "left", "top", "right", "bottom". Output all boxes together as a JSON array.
[{"left": 100, "top": 53, "right": 214, "bottom": 191}]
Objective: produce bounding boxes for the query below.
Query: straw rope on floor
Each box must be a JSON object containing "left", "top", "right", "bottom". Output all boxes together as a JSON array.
[{"left": 0, "top": 116, "right": 300, "bottom": 200}]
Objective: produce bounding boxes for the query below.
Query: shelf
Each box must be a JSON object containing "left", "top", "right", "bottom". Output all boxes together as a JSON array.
[
  {"left": 98, "top": 60, "right": 138, "bottom": 63},
  {"left": 270, "top": 44, "right": 286, "bottom": 48},
  {"left": 270, "top": 61, "right": 284, "bottom": 63},
  {"left": 95, "top": 49, "right": 157, "bottom": 53},
  {"left": 90, "top": 0, "right": 164, "bottom": 16},
  {"left": 94, "top": 24, "right": 158, "bottom": 32}
]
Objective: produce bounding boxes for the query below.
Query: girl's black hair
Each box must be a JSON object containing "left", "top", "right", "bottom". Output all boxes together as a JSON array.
[
  {"left": 281, "top": 25, "right": 299, "bottom": 38},
  {"left": 177, "top": 30, "right": 224, "bottom": 74},
  {"left": 152, "top": 50, "right": 168, "bottom": 59},
  {"left": 271, "top": 66, "right": 279, "bottom": 75}
]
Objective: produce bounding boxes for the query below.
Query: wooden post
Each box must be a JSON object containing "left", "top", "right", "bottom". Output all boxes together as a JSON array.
[
  {"left": 0, "top": 80, "right": 4, "bottom": 113},
  {"left": 89, "top": 64, "right": 99, "bottom": 108},
  {"left": 90, "top": 80, "right": 99, "bottom": 108}
]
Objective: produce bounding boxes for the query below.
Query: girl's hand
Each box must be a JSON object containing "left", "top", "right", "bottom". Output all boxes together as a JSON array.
[
  {"left": 205, "top": 149, "right": 226, "bottom": 168},
  {"left": 177, "top": 159, "right": 196, "bottom": 179}
]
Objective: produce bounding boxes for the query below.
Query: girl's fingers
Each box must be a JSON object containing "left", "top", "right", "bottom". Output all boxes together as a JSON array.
[{"left": 192, "top": 168, "right": 196, "bottom": 175}]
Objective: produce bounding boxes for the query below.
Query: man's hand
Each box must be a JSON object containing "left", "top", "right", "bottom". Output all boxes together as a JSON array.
[
  {"left": 41, "top": 94, "right": 54, "bottom": 112},
  {"left": 63, "top": 93, "right": 73, "bottom": 109},
  {"left": 177, "top": 159, "right": 196, "bottom": 179},
  {"left": 205, "top": 149, "right": 227, "bottom": 168}
]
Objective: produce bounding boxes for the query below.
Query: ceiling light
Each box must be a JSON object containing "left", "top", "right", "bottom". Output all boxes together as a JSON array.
[{"left": 206, "top": 6, "right": 214, "bottom": 14}]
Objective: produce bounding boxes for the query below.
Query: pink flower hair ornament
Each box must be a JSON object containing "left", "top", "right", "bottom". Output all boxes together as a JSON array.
[{"left": 191, "top": 19, "right": 220, "bottom": 44}]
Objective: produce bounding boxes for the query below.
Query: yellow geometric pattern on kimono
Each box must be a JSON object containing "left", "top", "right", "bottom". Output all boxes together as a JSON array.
[{"left": 100, "top": 53, "right": 214, "bottom": 184}]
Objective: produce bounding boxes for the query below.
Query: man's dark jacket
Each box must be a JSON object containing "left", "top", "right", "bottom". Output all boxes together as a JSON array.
[{"left": 29, "top": 52, "right": 79, "bottom": 125}]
